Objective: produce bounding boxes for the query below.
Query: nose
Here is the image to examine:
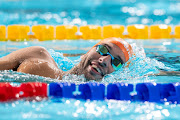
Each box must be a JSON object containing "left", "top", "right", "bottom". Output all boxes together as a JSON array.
[{"left": 98, "top": 55, "right": 112, "bottom": 67}]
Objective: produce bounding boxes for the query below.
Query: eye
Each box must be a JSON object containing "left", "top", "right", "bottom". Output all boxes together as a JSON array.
[
  {"left": 112, "top": 58, "right": 123, "bottom": 66},
  {"left": 99, "top": 45, "right": 108, "bottom": 54},
  {"left": 112, "top": 58, "right": 120, "bottom": 66}
]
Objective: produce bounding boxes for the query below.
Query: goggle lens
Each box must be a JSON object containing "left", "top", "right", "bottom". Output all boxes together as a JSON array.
[
  {"left": 98, "top": 45, "right": 108, "bottom": 54},
  {"left": 96, "top": 45, "right": 123, "bottom": 70}
]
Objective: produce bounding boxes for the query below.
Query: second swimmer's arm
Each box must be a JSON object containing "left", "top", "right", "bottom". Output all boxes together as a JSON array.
[{"left": 154, "top": 70, "right": 180, "bottom": 76}]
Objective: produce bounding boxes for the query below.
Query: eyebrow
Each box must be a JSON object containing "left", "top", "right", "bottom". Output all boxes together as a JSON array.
[
  {"left": 104, "top": 44, "right": 124, "bottom": 64},
  {"left": 104, "top": 44, "right": 112, "bottom": 50}
]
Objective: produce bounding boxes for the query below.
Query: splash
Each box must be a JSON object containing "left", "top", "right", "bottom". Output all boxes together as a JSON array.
[
  {"left": 102, "top": 43, "right": 172, "bottom": 83},
  {"left": 0, "top": 43, "right": 173, "bottom": 83},
  {"left": 0, "top": 70, "right": 58, "bottom": 83},
  {"left": 62, "top": 74, "right": 86, "bottom": 83},
  {"left": 48, "top": 43, "right": 172, "bottom": 83},
  {"left": 48, "top": 49, "right": 75, "bottom": 71},
  {"left": 48, "top": 49, "right": 87, "bottom": 83}
]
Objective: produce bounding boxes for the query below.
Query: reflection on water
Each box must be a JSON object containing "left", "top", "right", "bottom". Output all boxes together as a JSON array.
[
  {"left": 1, "top": 98, "right": 179, "bottom": 120},
  {"left": 0, "top": 0, "right": 180, "bottom": 119},
  {"left": 0, "top": 39, "right": 180, "bottom": 120},
  {"left": 0, "top": 0, "right": 180, "bottom": 25}
]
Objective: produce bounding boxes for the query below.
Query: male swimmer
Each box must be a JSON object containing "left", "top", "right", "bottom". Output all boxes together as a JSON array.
[{"left": 0, "top": 37, "right": 133, "bottom": 81}]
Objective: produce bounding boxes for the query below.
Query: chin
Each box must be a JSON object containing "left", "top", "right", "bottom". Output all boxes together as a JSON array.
[
  {"left": 84, "top": 73, "right": 94, "bottom": 81},
  {"left": 84, "top": 71, "right": 102, "bottom": 81},
  {"left": 85, "top": 65, "right": 102, "bottom": 81}
]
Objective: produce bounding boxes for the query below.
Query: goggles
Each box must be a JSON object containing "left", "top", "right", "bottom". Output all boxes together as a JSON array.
[{"left": 96, "top": 45, "right": 124, "bottom": 71}]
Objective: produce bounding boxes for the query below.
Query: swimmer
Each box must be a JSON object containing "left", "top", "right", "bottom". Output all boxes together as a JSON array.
[{"left": 0, "top": 37, "right": 133, "bottom": 81}]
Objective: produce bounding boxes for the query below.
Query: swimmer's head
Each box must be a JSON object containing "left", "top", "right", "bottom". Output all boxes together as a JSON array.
[
  {"left": 94, "top": 37, "right": 133, "bottom": 62},
  {"left": 73, "top": 37, "right": 133, "bottom": 81}
]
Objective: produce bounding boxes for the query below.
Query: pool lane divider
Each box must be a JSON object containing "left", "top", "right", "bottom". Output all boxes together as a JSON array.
[
  {"left": 0, "top": 82, "right": 180, "bottom": 103},
  {"left": 1, "top": 24, "right": 180, "bottom": 41}
]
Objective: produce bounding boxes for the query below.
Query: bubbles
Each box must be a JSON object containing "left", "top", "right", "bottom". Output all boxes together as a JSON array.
[
  {"left": 71, "top": 11, "right": 80, "bottom": 18},
  {"left": 161, "top": 109, "right": 169, "bottom": 117},
  {"left": 72, "top": 18, "right": 81, "bottom": 25},
  {"left": 60, "top": 12, "right": 67, "bottom": 17},
  {"left": 40, "top": 12, "right": 53, "bottom": 21},
  {"left": 126, "top": 17, "right": 139, "bottom": 24},
  {"left": 122, "top": 7, "right": 129, "bottom": 13},
  {"left": 62, "top": 74, "right": 86, "bottom": 83},
  {"left": 153, "top": 9, "right": 166, "bottom": 16},
  {"left": 122, "top": 6, "right": 145, "bottom": 16},
  {"left": 141, "top": 18, "right": 151, "bottom": 24},
  {"left": 0, "top": 70, "right": 58, "bottom": 83}
]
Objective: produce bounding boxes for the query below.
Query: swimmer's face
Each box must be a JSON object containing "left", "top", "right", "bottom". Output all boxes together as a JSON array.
[{"left": 80, "top": 42, "right": 126, "bottom": 81}]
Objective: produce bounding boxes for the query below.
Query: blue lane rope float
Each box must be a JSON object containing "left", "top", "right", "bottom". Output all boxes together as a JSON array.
[
  {"left": 107, "top": 83, "right": 133, "bottom": 100},
  {"left": 49, "top": 82, "right": 75, "bottom": 98},
  {"left": 0, "top": 82, "right": 180, "bottom": 103},
  {"left": 78, "top": 82, "right": 105, "bottom": 100}
]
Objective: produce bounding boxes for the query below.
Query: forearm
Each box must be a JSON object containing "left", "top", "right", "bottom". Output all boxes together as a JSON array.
[
  {"left": 0, "top": 57, "right": 19, "bottom": 70},
  {"left": 154, "top": 70, "right": 180, "bottom": 76}
]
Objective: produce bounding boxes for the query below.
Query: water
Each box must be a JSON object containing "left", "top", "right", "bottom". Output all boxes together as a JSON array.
[
  {"left": 0, "top": 0, "right": 180, "bottom": 26},
  {"left": 1, "top": 98, "right": 180, "bottom": 120},
  {"left": 0, "top": 39, "right": 180, "bottom": 119},
  {"left": 0, "top": 0, "right": 180, "bottom": 119}
]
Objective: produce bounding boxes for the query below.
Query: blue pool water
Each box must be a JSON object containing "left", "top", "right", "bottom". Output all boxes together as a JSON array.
[
  {"left": 0, "top": 40, "right": 180, "bottom": 119},
  {"left": 0, "top": 0, "right": 180, "bottom": 119},
  {"left": 0, "top": 0, "right": 180, "bottom": 25}
]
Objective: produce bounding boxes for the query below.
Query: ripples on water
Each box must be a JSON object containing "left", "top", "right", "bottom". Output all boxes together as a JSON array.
[
  {"left": 0, "top": 0, "right": 180, "bottom": 118},
  {"left": 0, "top": 39, "right": 179, "bottom": 119},
  {"left": 0, "top": 0, "right": 180, "bottom": 25},
  {"left": 1, "top": 98, "right": 180, "bottom": 120}
]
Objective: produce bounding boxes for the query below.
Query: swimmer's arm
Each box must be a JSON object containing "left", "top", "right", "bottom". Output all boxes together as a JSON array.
[
  {"left": 63, "top": 53, "right": 84, "bottom": 57},
  {"left": 0, "top": 46, "right": 56, "bottom": 70},
  {"left": 0, "top": 46, "right": 63, "bottom": 80},
  {"left": 0, "top": 54, "right": 20, "bottom": 70},
  {"left": 151, "top": 70, "right": 180, "bottom": 76},
  {"left": 0, "top": 46, "right": 39, "bottom": 70}
]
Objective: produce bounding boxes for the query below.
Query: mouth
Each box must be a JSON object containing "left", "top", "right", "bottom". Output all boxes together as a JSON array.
[{"left": 90, "top": 63, "right": 104, "bottom": 77}]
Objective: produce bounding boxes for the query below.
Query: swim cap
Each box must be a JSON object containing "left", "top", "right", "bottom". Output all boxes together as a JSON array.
[{"left": 94, "top": 37, "right": 133, "bottom": 62}]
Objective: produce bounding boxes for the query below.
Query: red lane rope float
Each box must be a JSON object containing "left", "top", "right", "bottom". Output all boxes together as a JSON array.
[
  {"left": 19, "top": 82, "right": 47, "bottom": 98},
  {"left": 0, "top": 82, "right": 47, "bottom": 102},
  {"left": 0, "top": 83, "right": 18, "bottom": 101}
]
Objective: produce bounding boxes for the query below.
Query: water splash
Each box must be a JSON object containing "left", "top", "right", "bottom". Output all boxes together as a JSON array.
[
  {"left": 48, "top": 49, "right": 75, "bottom": 71},
  {"left": 0, "top": 70, "right": 58, "bottom": 83},
  {"left": 62, "top": 74, "right": 86, "bottom": 83},
  {"left": 102, "top": 43, "right": 172, "bottom": 83},
  {"left": 0, "top": 42, "right": 173, "bottom": 83}
]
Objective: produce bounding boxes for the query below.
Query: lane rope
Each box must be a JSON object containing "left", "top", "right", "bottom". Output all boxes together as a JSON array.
[{"left": 1, "top": 82, "right": 180, "bottom": 103}]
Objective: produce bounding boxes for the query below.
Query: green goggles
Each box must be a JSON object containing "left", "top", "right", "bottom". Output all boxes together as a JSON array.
[{"left": 96, "top": 45, "right": 124, "bottom": 71}]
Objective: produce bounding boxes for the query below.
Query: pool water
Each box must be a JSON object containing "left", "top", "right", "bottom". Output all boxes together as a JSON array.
[
  {"left": 0, "top": 40, "right": 179, "bottom": 82},
  {"left": 0, "top": 0, "right": 180, "bottom": 25},
  {"left": 0, "top": 39, "right": 180, "bottom": 119},
  {"left": 0, "top": 0, "right": 180, "bottom": 119}
]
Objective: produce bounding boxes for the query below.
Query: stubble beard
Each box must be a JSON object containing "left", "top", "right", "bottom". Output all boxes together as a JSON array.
[{"left": 66, "top": 54, "right": 92, "bottom": 80}]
